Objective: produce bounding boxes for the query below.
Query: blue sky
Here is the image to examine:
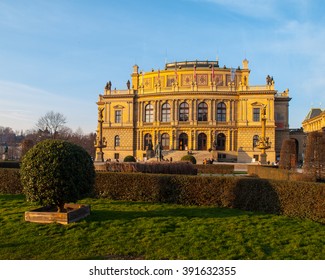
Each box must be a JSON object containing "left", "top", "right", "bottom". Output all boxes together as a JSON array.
[{"left": 1, "top": 0, "right": 325, "bottom": 133}]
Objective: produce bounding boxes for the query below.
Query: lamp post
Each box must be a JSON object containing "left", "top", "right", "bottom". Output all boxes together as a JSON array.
[
  {"left": 257, "top": 105, "right": 271, "bottom": 164},
  {"left": 94, "top": 108, "right": 107, "bottom": 162}
]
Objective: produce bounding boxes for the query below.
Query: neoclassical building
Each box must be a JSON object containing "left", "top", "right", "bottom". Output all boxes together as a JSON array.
[
  {"left": 302, "top": 108, "right": 325, "bottom": 133},
  {"left": 96, "top": 59, "right": 291, "bottom": 163}
]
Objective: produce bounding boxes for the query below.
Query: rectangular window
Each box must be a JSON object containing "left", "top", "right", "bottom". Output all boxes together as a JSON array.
[
  {"left": 114, "top": 153, "right": 119, "bottom": 160},
  {"left": 253, "top": 108, "right": 260, "bottom": 122},
  {"left": 145, "top": 104, "right": 154, "bottom": 122},
  {"left": 115, "top": 110, "right": 122, "bottom": 123}
]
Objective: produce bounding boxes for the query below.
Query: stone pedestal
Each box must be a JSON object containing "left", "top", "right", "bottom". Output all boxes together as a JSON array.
[
  {"left": 211, "top": 150, "right": 218, "bottom": 160},
  {"left": 96, "top": 151, "right": 104, "bottom": 162},
  {"left": 146, "top": 150, "right": 155, "bottom": 159},
  {"left": 260, "top": 153, "right": 267, "bottom": 165}
]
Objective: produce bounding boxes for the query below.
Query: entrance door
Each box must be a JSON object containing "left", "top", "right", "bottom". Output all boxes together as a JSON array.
[
  {"left": 216, "top": 133, "right": 226, "bottom": 150},
  {"left": 161, "top": 133, "right": 170, "bottom": 150},
  {"left": 179, "top": 133, "right": 188, "bottom": 150},
  {"left": 198, "top": 133, "right": 207, "bottom": 150}
]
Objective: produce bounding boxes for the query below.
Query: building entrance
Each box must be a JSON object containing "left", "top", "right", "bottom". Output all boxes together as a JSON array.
[
  {"left": 198, "top": 133, "right": 207, "bottom": 150},
  {"left": 179, "top": 133, "right": 188, "bottom": 150}
]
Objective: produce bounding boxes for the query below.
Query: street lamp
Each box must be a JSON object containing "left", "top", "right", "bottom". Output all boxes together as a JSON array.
[
  {"left": 257, "top": 105, "right": 271, "bottom": 164},
  {"left": 94, "top": 107, "right": 107, "bottom": 162}
]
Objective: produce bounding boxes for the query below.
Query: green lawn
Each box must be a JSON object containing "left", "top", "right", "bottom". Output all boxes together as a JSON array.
[{"left": 0, "top": 194, "right": 324, "bottom": 260}]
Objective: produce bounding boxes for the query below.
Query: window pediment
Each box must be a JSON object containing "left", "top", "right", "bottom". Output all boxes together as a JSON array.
[
  {"left": 113, "top": 105, "right": 124, "bottom": 109},
  {"left": 251, "top": 102, "right": 264, "bottom": 107}
]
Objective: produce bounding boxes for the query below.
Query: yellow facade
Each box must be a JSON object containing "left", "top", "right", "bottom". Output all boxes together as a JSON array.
[
  {"left": 96, "top": 59, "right": 291, "bottom": 163},
  {"left": 302, "top": 108, "right": 325, "bottom": 133}
]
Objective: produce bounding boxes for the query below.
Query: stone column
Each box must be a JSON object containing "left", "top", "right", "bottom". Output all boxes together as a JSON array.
[
  {"left": 170, "top": 99, "right": 174, "bottom": 123},
  {"left": 227, "top": 100, "right": 231, "bottom": 122},
  {"left": 193, "top": 99, "right": 197, "bottom": 124},
  {"left": 175, "top": 100, "right": 179, "bottom": 122},
  {"left": 209, "top": 99, "right": 213, "bottom": 124},
  {"left": 189, "top": 99, "right": 193, "bottom": 123}
]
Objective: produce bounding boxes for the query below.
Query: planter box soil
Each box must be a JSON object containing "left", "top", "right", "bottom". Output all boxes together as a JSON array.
[{"left": 25, "top": 204, "right": 90, "bottom": 225}]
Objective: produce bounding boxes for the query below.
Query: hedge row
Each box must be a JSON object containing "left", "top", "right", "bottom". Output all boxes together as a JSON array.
[
  {"left": 95, "top": 162, "right": 197, "bottom": 175},
  {"left": 0, "top": 168, "right": 22, "bottom": 194},
  {"left": 95, "top": 172, "right": 325, "bottom": 224},
  {"left": 196, "top": 164, "right": 234, "bottom": 174},
  {"left": 247, "top": 165, "right": 313, "bottom": 182},
  {"left": 0, "top": 161, "right": 20, "bottom": 169},
  {"left": 1, "top": 168, "right": 324, "bottom": 224}
]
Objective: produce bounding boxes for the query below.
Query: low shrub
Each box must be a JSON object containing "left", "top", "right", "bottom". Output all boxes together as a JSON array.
[
  {"left": 0, "top": 168, "right": 22, "bottom": 194},
  {"left": 123, "top": 155, "right": 136, "bottom": 162},
  {"left": 196, "top": 164, "right": 234, "bottom": 174},
  {"left": 247, "top": 165, "right": 315, "bottom": 182},
  {"left": 180, "top": 155, "right": 196, "bottom": 164},
  {"left": 0, "top": 161, "right": 20, "bottom": 169},
  {"left": 20, "top": 139, "right": 95, "bottom": 211},
  {"left": 102, "top": 161, "right": 197, "bottom": 175}
]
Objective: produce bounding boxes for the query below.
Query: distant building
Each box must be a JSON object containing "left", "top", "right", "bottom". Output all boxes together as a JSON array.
[
  {"left": 96, "top": 59, "right": 291, "bottom": 163},
  {"left": 289, "top": 128, "right": 306, "bottom": 164},
  {"left": 302, "top": 108, "right": 325, "bottom": 133}
]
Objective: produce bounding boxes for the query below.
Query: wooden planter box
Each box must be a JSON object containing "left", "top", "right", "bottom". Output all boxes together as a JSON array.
[{"left": 25, "top": 204, "right": 90, "bottom": 225}]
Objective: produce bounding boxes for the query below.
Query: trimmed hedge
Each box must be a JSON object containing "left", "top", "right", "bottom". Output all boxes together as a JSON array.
[
  {"left": 1, "top": 168, "right": 325, "bottom": 224},
  {"left": 123, "top": 155, "right": 136, "bottom": 162},
  {"left": 99, "top": 162, "right": 197, "bottom": 175},
  {"left": 247, "top": 165, "right": 313, "bottom": 181},
  {"left": 0, "top": 161, "right": 20, "bottom": 169},
  {"left": 95, "top": 172, "right": 325, "bottom": 224},
  {"left": 196, "top": 164, "right": 234, "bottom": 174},
  {"left": 180, "top": 155, "right": 197, "bottom": 164},
  {"left": 20, "top": 139, "right": 95, "bottom": 211},
  {"left": 0, "top": 168, "right": 22, "bottom": 194}
]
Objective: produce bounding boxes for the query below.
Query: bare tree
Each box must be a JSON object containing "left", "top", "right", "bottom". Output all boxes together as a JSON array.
[{"left": 36, "top": 111, "right": 67, "bottom": 138}]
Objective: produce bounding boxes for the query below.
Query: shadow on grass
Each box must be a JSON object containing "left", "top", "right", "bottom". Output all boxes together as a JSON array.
[
  {"left": 0, "top": 194, "right": 25, "bottom": 201},
  {"left": 88, "top": 206, "right": 262, "bottom": 222}
]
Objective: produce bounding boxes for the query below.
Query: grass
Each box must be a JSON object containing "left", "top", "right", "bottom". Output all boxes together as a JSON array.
[{"left": 0, "top": 194, "right": 324, "bottom": 260}]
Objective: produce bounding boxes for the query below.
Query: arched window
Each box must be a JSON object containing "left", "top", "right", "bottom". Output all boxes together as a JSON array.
[
  {"left": 161, "top": 103, "right": 171, "bottom": 122},
  {"left": 216, "top": 133, "right": 226, "bottom": 150},
  {"left": 217, "top": 102, "right": 226, "bottom": 122},
  {"left": 253, "top": 135, "right": 259, "bottom": 149},
  {"left": 144, "top": 133, "right": 153, "bottom": 150},
  {"left": 179, "top": 102, "right": 189, "bottom": 121},
  {"left": 145, "top": 104, "right": 154, "bottom": 122},
  {"left": 161, "top": 133, "right": 170, "bottom": 150},
  {"left": 114, "top": 135, "right": 120, "bottom": 147},
  {"left": 198, "top": 102, "right": 208, "bottom": 121}
]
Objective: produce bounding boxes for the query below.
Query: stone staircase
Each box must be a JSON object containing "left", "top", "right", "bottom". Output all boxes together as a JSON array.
[{"left": 148, "top": 150, "right": 213, "bottom": 164}]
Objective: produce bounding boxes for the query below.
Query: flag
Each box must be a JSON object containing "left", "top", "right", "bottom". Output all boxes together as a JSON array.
[
  {"left": 230, "top": 68, "right": 236, "bottom": 82},
  {"left": 211, "top": 63, "right": 215, "bottom": 81},
  {"left": 193, "top": 65, "right": 197, "bottom": 81}
]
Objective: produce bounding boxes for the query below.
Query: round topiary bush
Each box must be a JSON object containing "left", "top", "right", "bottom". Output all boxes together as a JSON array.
[
  {"left": 180, "top": 154, "right": 197, "bottom": 164},
  {"left": 20, "top": 139, "right": 95, "bottom": 212},
  {"left": 123, "top": 155, "right": 136, "bottom": 162}
]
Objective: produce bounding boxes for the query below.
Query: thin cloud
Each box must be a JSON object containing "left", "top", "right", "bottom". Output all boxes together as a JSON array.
[
  {"left": 191, "top": 0, "right": 278, "bottom": 19},
  {"left": 0, "top": 80, "right": 96, "bottom": 132}
]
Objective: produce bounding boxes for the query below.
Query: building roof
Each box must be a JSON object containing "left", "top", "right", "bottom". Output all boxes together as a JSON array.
[
  {"left": 304, "top": 108, "right": 323, "bottom": 120},
  {"left": 165, "top": 60, "right": 220, "bottom": 70}
]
